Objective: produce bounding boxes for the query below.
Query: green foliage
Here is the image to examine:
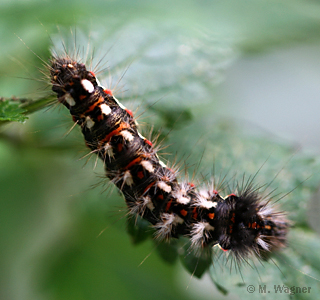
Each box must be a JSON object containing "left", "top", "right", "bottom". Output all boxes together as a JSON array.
[
  {"left": 179, "top": 242, "right": 212, "bottom": 279},
  {"left": 0, "top": 99, "right": 28, "bottom": 123},
  {"left": 126, "top": 215, "right": 153, "bottom": 245}
]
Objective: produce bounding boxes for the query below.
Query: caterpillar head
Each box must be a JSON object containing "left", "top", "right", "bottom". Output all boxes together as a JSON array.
[
  {"left": 216, "top": 191, "right": 289, "bottom": 261},
  {"left": 50, "top": 57, "right": 97, "bottom": 106}
]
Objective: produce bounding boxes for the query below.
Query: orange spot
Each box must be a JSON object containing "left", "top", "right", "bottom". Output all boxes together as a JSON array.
[
  {"left": 125, "top": 109, "right": 133, "bottom": 117},
  {"left": 99, "top": 123, "right": 130, "bottom": 146},
  {"left": 248, "top": 223, "right": 251, "bottom": 228},
  {"left": 265, "top": 225, "right": 271, "bottom": 230},
  {"left": 84, "top": 96, "right": 104, "bottom": 114},
  {"left": 229, "top": 193, "right": 236, "bottom": 197},
  {"left": 157, "top": 194, "right": 164, "bottom": 200},
  {"left": 104, "top": 89, "right": 113, "bottom": 95},
  {"left": 97, "top": 115, "right": 103, "bottom": 122},
  {"left": 165, "top": 199, "right": 172, "bottom": 212},
  {"left": 89, "top": 71, "right": 96, "bottom": 77},
  {"left": 79, "top": 95, "right": 86, "bottom": 100},
  {"left": 125, "top": 157, "right": 142, "bottom": 170},
  {"left": 69, "top": 81, "right": 74, "bottom": 86},
  {"left": 208, "top": 213, "right": 215, "bottom": 220},
  {"left": 137, "top": 171, "right": 144, "bottom": 179},
  {"left": 231, "top": 212, "right": 235, "bottom": 223},
  {"left": 192, "top": 207, "right": 198, "bottom": 220},
  {"left": 189, "top": 183, "right": 195, "bottom": 187},
  {"left": 252, "top": 222, "right": 257, "bottom": 229},
  {"left": 117, "top": 143, "right": 123, "bottom": 152},
  {"left": 87, "top": 104, "right": 97, "bottom": 113},
  {"left": 180, "top": 209, "right": 188, "bottom": 217},
  {"left": 144, "top": 139, "right": 153, "bottom": 147},
  {"left": 72, "top": 115, "right": 77, "bottom": 122},
  {"left": 221, "top": 248, "right": 229, "bottom": 252}
]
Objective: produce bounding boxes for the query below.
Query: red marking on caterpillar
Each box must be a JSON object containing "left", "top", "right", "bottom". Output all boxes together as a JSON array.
[
  {"left": 125, "top": 108, "right": 133, "bottom": 117},
  {"left": 104, "top": 89, "right": 113, "bottom": 95},
  {"left": 144, "top": 139, "right": 153, "bottom": 147},
  {"left": 49, "top": 52, "right": 289, "bottom": 267}
]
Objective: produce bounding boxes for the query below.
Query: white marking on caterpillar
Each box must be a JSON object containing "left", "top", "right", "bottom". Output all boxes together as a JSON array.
[
  {"left": 123, "top": 170, "right": 133, "bottom": 186},
  {"left": 128, "top": 195, "right": 154, "bottom": 216},
  {"left": 174, "top": 214, "right": 184, "bottom": 224},
  {"left": 257, "top": 237, "right": 270, "bottom": 251},
  {"left": 138, "top": 132, "right": 146, "bottom": 140},
  {"left": 141, "top": 160, "right": 154, "bottom": 173},
  {"left": 154, "top": 213, "right": 175, "bottom": 240},
  {"left": 154, "top": 213, "right": 184, "bottom": 240},
  {"left": 258, "top": 205, "right": 274, "bottom": 217},
  {"left": 143, "top": 196, "right": 155, "bottom": 211},
  {"left": 199, "top": 189, "right": 210, "bottom": 199},
  {"left": 81, "top": 79, "right": 94, "bottom": 93},
  {"left": 157, "top": 181, "right": 172, "bottom": 193},
  {"left": 190, "top": 222, "right": 215, "bottom": 248},
  {"left": 194, "top": 193, "right": 217, "bottom": 209},
  {"left": 172, "top": 188, "right": 191, "bottom": 205},
  {"left": 159, "top": 160, "right": 167, "bottom": 168},
  {"left": 104, "top": 143, "right": 114, "bottom": 158},
  {"left": 85, "top": 116, "right": 95, "bottom": 129},
  {"left": 120, "top": 130, "right": 134, "bottom": 141},
  {"left": 64, "top": 93, "right": 75, "bottom": 106},
  {"left": 100, "top": 103, "right": 111, "bottom": 115},
  {"left": 95, "top": 77, "right": 104, "bottom": 89}
]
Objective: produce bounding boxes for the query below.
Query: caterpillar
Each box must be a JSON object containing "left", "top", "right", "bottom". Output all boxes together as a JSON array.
[{"left": 49, "top": 51, "right": 289, "bottom": 269}]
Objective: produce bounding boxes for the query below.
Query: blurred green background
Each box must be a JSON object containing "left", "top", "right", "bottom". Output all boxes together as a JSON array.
[{"left": 2, "top": 1, "right": 320, "bottom": 299}]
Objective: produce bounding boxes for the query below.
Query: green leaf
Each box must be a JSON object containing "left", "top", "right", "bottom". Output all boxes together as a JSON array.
[
  {"left": 155, "top": 240, "right": 179, "bottom": 265},
  {"left": 0, "top": 99, "right": 27, "bottom": 123},
  {"left": 126, "top": 215, "right": 153, "bottom": 244},
  {"left": 179, "top": 242, "right": 212, "bottom": 279}
]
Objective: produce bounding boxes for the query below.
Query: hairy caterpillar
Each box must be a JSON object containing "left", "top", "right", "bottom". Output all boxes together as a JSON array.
[
  {"left": 48, "top": 50, "right": 289, "bottom": 268},
  {"left": 4, "top": 27, "right": 320, "bottom": 299}
]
